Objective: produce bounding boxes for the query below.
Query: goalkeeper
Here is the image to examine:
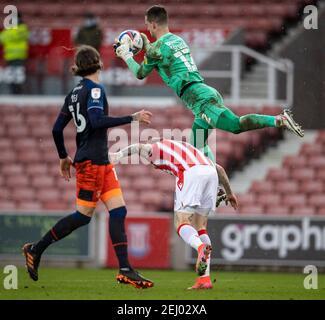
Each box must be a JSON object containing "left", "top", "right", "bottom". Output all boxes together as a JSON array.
[{"left": 114, "top": 5, "right": 304, "bottom": 161}]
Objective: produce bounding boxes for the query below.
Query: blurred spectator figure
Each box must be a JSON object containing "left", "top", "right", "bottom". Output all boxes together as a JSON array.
[
  {"left": 74, "top": 13, "right": 103, "bottom": 52},
  {"left": 0, "top": 12, "right": 29, "bottom": 94}
]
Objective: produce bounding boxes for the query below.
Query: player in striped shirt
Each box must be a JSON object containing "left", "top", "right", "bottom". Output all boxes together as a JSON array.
[{"left": 110, "top": 139, "right": 238, "bottom": 289}]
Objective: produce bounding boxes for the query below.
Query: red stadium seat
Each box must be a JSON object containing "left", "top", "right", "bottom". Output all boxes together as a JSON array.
[
  {"left": 140, "top": 191, "right": 163, "bottom": 206},
  {"left": 25, "top": 164, "right": 48, "bottom": 176},
  {"left": 264, "top": 205, "right": 289, "bottom": 215},
  {"left": 217, "top": 205, "right": 238, "bottom": 215},
  {"left": 317, "top": 207, "right": 325, "bottom": 216},
  {"left": 300, "top": 143, "right": 323, "bottom": 156},
  {"left": 239, "top": 205, "right": 264, "bottom": 215},
  {"left": 0, "top": 139, "right": 11, "bottom": 149},
  {"left": 237, "top": 193, "right": 255, "bottom": 206},
  {"left": 250, "top": 180, "right": 274, "bottom": 194},
  {"left": 302, "top": 181, "right": 323, "bottom": 195},
  {"left": 0, "top": 189, "right": 11, "bottom": 201},
  {"left": 31, "top": 176, "right": 55, "bottom": 188},
  {"left": 7, "top": 126, "right": 29, "bottom": 137},
  {"left": 31, "top": 126, "right": 51, "bottom": 138},
  {"left": 37, "top": 189, "right": 61, "bottom": 202},
  {"left": 17, "top": 150, "right": 40, "bottom": 164},
  {"left": 283, "top": 155, "right": 306, "bottom": 169},
  {"left": 42, "top": 152, "right": 58, "bottom": 164},
  {"left": 11, "top": 188, "right": 35, "bottom": 202},
  {"left": 1, "top": 164, "right": 24, "bottom": 176},
  {"left": 291, "top": 168, "right": 315, "bottom": 182},
  {"left": 308, "top": 195, "right": 325, "bottom": 209},
  {"left": 127, "top": 204, "right": 146, "bottom": 213},
  {"left": 14, "top": 138, "right": 38, "bottom": 150},
  {"left": 274, "top": 181, "right": 299, "bottom": 194},
  {"left": 0, "top": 150, "right": 16, "bottom": 163},
  {"left": 316, "top": 130, "right": 325, "bottom": 144},
  {"left": 17, "top": 201, "right": 42, "bottom": 211},
  {"left": 257, "top": 194, "right": 281, "bottom": 206},
  {"left": 245, "top": 31, "right": 268, "bottom": 48},
  {"left": 25, "top": 114, "right": 49, "bottom": 126},
  {"left": 42, "top": 201, "right": 69, "bottom": 210},
  {"left": 3, "top": 114, "right": 24, "bottom": 126},
  {"left": 317, "top": 169, "right": 325, "bottom": 181},
  {"left": 291, "top": 206, "right": 316, "bottom": 216},
  {"left": 157, "top": 178, "right": 174, "bottom": 192},
  {"left": 262, "top": 106, "right": 282, "bottom": 115},
  {"left": 60, "top": 189, "right": 76, "bottom": 203},
  {"left": 0, "top": 200, "right": 16, "bottom": 210},
  {"left": 123, "top": 190, "right": 139, "bottom": 203},
  {"left": 283, "top": 194, "right": 307, "bottom": 207},
  {"left": 267, "top": 167, "right": 290, "bottom": 181},
  {"left": 308, "top": 156, "right": 325, "bottom": 170},
  {"left": 38, "top": 3, "right": 64, "bottom": 17},
  {"left": 6, "top": 175, "right": 30, "bottom": 188},
  {"left": 118, "top": 178, "right": 132, "bottom": 189}
]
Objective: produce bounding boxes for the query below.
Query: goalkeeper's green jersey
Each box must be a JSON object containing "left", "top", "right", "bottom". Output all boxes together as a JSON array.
[{"left": 126, "top": 32, "right": 204, "bottom": 97}]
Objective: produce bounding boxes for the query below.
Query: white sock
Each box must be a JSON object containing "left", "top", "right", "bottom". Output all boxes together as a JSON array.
[
  {"left": 199, "top": 230, "right": 211, "bottom": 277},
  {"left": 178, "top": 224, "right": 203, "bottom": 251}
]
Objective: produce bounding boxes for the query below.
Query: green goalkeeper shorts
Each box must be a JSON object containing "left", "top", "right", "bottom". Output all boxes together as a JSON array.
[{"left": 180, "top": 82, "right": 228, "bottom": 128}]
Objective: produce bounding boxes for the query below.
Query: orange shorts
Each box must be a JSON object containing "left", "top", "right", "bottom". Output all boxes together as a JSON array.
[{"left": 75, "top": 160, "right": 122, "bottom": 208}]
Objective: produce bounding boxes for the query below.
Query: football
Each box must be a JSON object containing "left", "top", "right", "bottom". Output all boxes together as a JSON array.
[{"left": 118, "top": 29, "right": 143, "bottom": 56}]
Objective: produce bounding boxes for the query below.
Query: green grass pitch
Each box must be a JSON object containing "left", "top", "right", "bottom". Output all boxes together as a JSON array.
[{"left": 1, "top": 268, "right": 325, "bottom": 300}]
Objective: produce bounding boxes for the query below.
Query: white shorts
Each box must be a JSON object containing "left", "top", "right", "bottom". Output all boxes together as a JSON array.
[{"left": 174, "top": 165, "right": 219, "bottom": 216}]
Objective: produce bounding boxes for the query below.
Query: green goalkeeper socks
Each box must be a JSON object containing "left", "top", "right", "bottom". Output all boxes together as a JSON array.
[
  {"left": 215, "top": 109, "right": 276, "bottom": 133},
  {"left": 190, "top": 119, "right": 216, "bottom": 162}
]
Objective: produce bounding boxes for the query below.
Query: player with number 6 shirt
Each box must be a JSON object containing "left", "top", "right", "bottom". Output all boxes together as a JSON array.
[{"left": 22, "top": 45, "right": 154, "bottom": 289}]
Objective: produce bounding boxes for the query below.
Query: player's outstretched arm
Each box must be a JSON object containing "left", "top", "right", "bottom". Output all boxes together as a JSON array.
[
  {"left": 110, "top": 143, "right": 141, "bottom": 164},
  {"left": 216, "top": 164, "right": 239, "bottom": 210},
  {"left": 109, "top": 143, "right": 152, "bottom": 164},
  {"left": 114, "top": 41, "right": 156, "bottom": 80},
  {"left": 88, "top": 109, "right": 152, "bottom": 130}
]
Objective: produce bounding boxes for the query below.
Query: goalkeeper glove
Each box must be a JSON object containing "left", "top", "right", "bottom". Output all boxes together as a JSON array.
[
  {"left": 216, "top": 189, "right": 228, "bottom": 207},
  {"left": 140, "top": 33, "right": 151, "bottom": 52},
  {"left": 114, "top": 41, "right": 133, "bottom": 62}
]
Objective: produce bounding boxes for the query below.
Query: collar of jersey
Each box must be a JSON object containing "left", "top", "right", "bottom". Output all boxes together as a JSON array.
[{"left": 159, "top": 32, "right": 172, "bottom": 41}]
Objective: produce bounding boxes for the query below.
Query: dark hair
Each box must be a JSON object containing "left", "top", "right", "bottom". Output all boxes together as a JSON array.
[
  {"left": 71, "top": 45, "right": 102, "bottom": 77},
  {"left": 146, "top": 5, "right": 168, "bottom": 25}
]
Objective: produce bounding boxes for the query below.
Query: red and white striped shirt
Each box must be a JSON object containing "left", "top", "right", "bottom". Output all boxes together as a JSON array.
[{"left": 149, "top": 139, "right": 214, "bottom": 188}]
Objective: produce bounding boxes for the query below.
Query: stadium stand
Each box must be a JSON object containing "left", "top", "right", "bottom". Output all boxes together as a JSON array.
[
  {"left": 0, "top": 0, "right": 316, "bottom": 48},
  {"left": 0, "top": 104, "right": 282, "bottom": 212},
  {"left": 225, "top": 130, "right": 325, "bottom": 215}
]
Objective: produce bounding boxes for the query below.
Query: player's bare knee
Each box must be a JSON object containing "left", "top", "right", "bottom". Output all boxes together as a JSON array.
[
  {"left": 174, "top": 211, "right": 194, "bottom": 230},
  {"left": 76, "top": 205, "right": 95, "bottom": 217},
  {"left": 104, "top": 195, "right": 125, "bottom": 211},
  {"left": 193, "top": 214, "right": 208, "bottom": 230}
]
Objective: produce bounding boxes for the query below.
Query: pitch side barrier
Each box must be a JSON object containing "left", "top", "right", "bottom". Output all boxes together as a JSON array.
[
  {"left": 187, "top": 215, "right": 325, "bottom": 268},
  {"left": 0, "top": 211, "right": 173, "bottom": 269},
  {"left": 0, "top": 211, "right": 95, "bottom": 266}
]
